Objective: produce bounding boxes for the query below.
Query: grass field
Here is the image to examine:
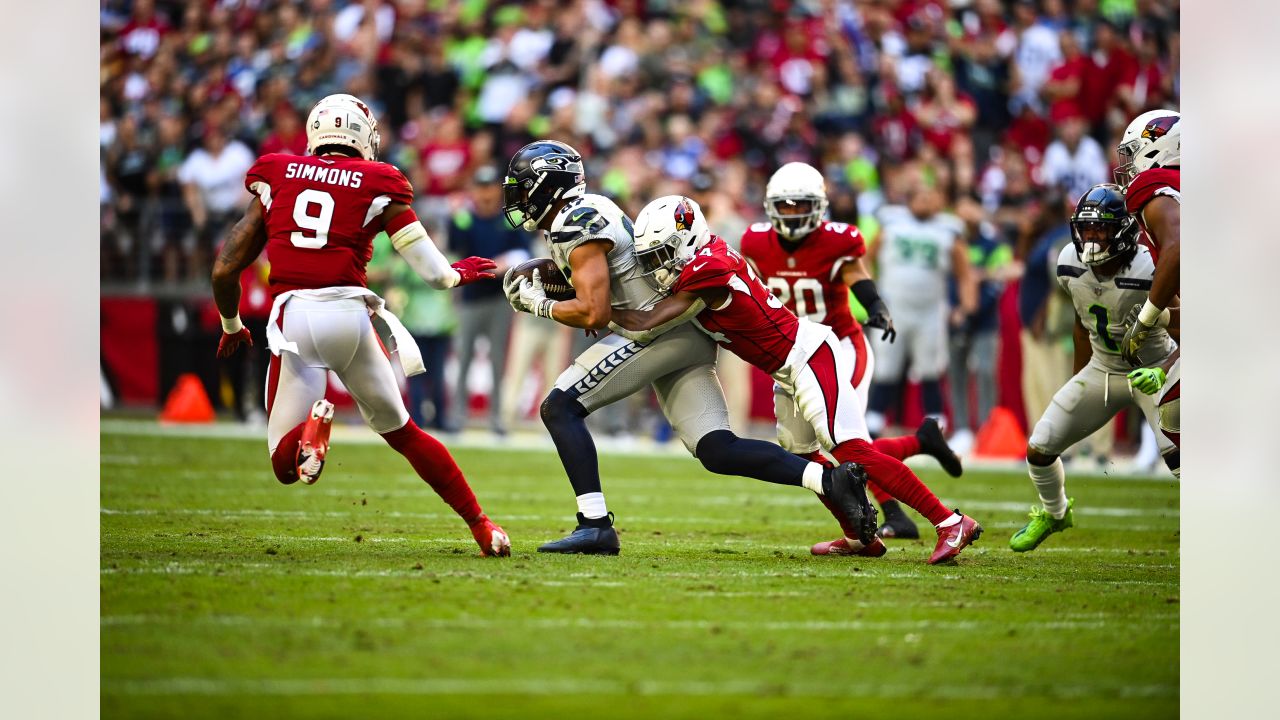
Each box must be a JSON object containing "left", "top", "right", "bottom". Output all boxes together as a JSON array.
[{"left": 101, "top": 427, "right": 1179, "bottom": 719}]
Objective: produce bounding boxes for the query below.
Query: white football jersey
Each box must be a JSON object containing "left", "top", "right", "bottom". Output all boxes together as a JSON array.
[
  {"left": 545, "top": 193, "right": 664, "bottom": 311},
  {"left": 1056, "top": 243, "right": 1176, "bottom": 372},
  {"left": 875, "top": 206, "right": 964, "bottom": 310}
]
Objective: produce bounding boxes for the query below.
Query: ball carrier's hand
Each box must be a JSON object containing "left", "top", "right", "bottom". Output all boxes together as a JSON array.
[{"left": 504, "top": 267, "right": 556, "bottom": 318}]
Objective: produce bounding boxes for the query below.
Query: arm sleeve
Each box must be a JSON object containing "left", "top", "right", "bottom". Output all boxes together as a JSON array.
[
  {"left": 671, "top": 254, "right": 736, "bottom": 294},
  {"left": 391, "top": 213, "right": 460, "bottom": 290},
  {"left": 372, "top": 164, "right": 415, "bottom": 206}
]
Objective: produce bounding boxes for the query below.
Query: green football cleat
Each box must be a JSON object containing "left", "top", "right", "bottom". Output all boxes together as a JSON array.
[{"left": 1009, "top": 499, "right": 1074, "bottom": 552}]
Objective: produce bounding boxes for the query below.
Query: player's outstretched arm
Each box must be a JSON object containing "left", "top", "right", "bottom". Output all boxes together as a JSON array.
[
  {"left": 1143, "top": 195, "right": 1180, "bottom": 311},
  {"left": 211, "top": 199, "right": 268, "bottom": 358},
  {"left": 611, "top": 290, "right": 702, "bottom": 333},
  {"left": 842, "top": 257, "right": 895, "bottom": 342},
  {"left": 383, "top": 203, "right": 495, "bottom": 289}
]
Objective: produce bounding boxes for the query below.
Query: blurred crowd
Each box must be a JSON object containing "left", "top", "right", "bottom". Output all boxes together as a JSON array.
[{"left": 100, "top": 0, "right": 1179, "bottom": 463}]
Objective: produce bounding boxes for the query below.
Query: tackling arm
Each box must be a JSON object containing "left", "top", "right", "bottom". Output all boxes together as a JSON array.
[{"left": 611, "top": 290, "right": 706, "bottom": 332}]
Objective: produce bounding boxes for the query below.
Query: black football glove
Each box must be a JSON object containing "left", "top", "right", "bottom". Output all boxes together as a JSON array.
[{"left": 851, "top": 279, "right": 896, "bottom": 343}]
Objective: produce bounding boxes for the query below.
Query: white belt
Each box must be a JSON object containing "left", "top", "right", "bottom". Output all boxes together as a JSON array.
[{"left": 265, "top": 287, "right": 426, "bottom": 377}]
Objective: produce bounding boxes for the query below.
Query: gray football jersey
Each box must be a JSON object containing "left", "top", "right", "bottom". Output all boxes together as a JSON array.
[
  {"left": 546, "top": 193, "right": 664, "bottom": 311},
  {"left": 1056, "top": 243, "right": 1175, "bottom": 372},
  {"left": 875, "top": 206, "right": 964, "bottom": 310}
]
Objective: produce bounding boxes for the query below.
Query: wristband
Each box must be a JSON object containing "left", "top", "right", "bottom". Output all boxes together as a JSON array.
[
  {"left": 850, "top": 279, "right": 887, "bottom": 315},
  {"left": 1137, "top": 299, "right": 1169, "bottom": 327},
  {"left": 535, "top": 298, "right": 558, "bottom": 320},
  {"left": 221, "top": 314, "right": 245, "bottom": 334}
]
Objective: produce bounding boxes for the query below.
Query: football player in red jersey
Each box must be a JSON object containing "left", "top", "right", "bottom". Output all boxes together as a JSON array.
[
  {"left": 210, "top": 94, "right": 511, "bottom": 557},
  {"left": 742, "top": 162, "right": 965, "bottom": 544},
  {"left": 1115, "top": 110, "right": 1180, "bottom": 447},
  {"left": 614, "top": 196, "right": 983, "bottom": 565}
]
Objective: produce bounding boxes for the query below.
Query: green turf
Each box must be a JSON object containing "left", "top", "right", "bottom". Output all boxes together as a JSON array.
[{"left": 101, "top": 431, "right": 1179, "bottom": 719}]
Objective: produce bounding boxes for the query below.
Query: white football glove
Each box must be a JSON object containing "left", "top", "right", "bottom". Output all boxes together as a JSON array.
[{"left": 503, "top": 268, "right": 557, "bottom": 319}]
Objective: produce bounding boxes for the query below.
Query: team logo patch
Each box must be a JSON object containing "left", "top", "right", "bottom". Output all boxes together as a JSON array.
[
  {"left": 674, "top": 198, "right": 695, "bottom": 231},
  {"left": 1141, "top": 116, "right": 1178, "bottom": 140}
]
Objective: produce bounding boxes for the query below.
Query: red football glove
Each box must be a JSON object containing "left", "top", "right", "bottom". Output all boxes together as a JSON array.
[
  {"left": 217, "top": 328, "right": 253, "bottom": 359},
  {"left": 452, "top": 256, "right": 498, "bottom": 286}
]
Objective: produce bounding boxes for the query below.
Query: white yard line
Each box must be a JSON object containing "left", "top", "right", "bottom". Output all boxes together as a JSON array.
[{"left": 101, "top": 675, "right": 1176, "bottom": 700}]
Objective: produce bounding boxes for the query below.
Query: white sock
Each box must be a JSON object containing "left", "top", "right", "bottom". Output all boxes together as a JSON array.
[
  {"left": 1028, "top": 458, "right": 1069, "bottom": 518},
  {"left": 577, "top": 492, "right": 608, "bottom": 519},
  {"left": 802, "top": 463, "right": 826, "bottom": 495},
  {"left": 936, "top": 512, "right": 962, "bottom": 529}
]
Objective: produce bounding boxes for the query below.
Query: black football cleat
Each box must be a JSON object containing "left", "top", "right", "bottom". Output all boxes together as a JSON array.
[
  {"left": 822, "top": 462, "right": 878, "bottom": 545},
  {"left": 917, "top": 418, "right": 964, "bottom": 478},
  {"left": 875, "top": 499, "right": 920, "bottom": 540},
  {"left": 537, "top": 512, "right": 621, "bottom": 555}
]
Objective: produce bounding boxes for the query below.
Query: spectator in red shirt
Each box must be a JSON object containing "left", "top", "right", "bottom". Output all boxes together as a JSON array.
[
  {"left": 1080, "top": 21, "right": 1137, "bottom": 133},
  {"left": 117, "top": 0, "right": 170, "bottom": 60},
  {"left": 871, "top": 87, "right": 920, "bottom": 164},
  {"left": 258, "top": 104, "right": 307, "bottom": 156},
  {"left": 1116, "top": 26, "right": 1170, "bottom": 117},
  {"left": 1042, "top": 31, "right": 1090, "bottom": 122},
  {"left": 916, "top": 69, "right": 977, "bottom": 158}
]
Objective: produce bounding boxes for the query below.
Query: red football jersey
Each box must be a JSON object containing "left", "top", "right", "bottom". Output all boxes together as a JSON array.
[
  {"left": 740, "top": 220, "right": 865, "bottom": 340},
  {"left": 245, "top": 153, "right": 414, "bottom": 296},
  {"left": 672, "top": 237, "right": 800, "bottom": 374},
  {"left": 1125, "top": 166, "right": 1179, "bottom": 262}
]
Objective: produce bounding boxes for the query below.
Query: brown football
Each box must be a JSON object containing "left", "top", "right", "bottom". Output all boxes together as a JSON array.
[{"left": 509, "top": 257, "right": 575, "bottom": 301}]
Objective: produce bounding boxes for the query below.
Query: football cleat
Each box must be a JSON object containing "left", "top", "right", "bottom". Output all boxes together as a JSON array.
[
  {"left": 468, "top": 514, "right": 512, "bottom": 557},
  {"left": 928, "top": 511, "right": 983, "bottom": 565},
  {"left": 917, "top": 418, "right": 963, "bottom": 477},
  {"left": 537, "top": 512, "right": 620, "bottom": 555},
  {"left": 875, "top": 500, "right": 920, "bottom": 540},
  {"left": 811, "top": 536, "right": 888, "bottom": 557},
  {"left": 822, "top": 462, "right": 878, "bottom": 545},
  {"left": 297, "top": 399, "right": 335, "bottom": 485},
  {"left": 1009, "top": 499, "right": 1075, "bottom": 553}
]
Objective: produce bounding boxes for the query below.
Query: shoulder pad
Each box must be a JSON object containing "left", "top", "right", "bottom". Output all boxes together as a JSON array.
[
  {"left": 550, "top": 200, "right": 611, "bottom": 244},
  {"left": 1055, "top": 243, "right": 1085, "bottom": 276}
]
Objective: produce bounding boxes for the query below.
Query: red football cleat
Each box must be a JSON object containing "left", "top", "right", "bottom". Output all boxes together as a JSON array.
[
  {"left": 469, "top": 514, "right": 511, "bottom": 557},
  {"left": 296, "top": 399, "right": 334, "bottom": 485},
  {"left": 928, "top": 512, "right": 983, "bottom": 565},
  {"left": 811, "top": 536, "right": 888, "bottom": 557}
]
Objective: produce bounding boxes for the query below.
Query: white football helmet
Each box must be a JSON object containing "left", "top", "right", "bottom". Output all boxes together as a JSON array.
[
  {"left": 633, "top": 195, "right": 711, "bottom": 291},
  {"left": 306, "top": 94, "right": 381, "bottom": 160},
  {"left": 764, "top": 162, "right": 829, "bottom": 241},
  {"left": 1114, "top": 109, "right": 1180, "bottom": 188}
]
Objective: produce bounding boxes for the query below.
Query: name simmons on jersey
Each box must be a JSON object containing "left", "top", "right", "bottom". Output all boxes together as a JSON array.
[{"left": 282, "top": 161, "right": 365, "bottom": 188}]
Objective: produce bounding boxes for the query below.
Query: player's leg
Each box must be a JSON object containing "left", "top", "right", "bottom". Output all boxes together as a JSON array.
[
  {"left": 771, "top": 382, "right": 886, "bottom": 557},
  {"left": 1012, "top": 363, "right": 1120, "bottom": 552},
  {"left": 264, "top": 348, "right": 329, "bottom": 486},
  {"left": 328, "top": 304, "right": 508, "bottom": 556},
  {"left": 1154, "top": 357, "right": 1180, "bottom": 449},
  {"left": 795, "top": 325, "right": 980, "bottom": 563},
  {"left": 651, "top": 363, "right": 852, "bottom": 508},
  {"left": 864, "top": 315, "right": 909, "bottom": 437},
  {"left": 1136, "top": 382, "right": 1181, "bottom": 479}
]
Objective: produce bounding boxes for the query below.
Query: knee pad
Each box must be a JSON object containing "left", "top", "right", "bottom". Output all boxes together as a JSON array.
[
  {"left": 1027, "top": 417, "right": 1060, "bottom": 457},
  {"left": 539, "top": 388, "right": 588, "bottom": 428},
  {"left": 1158, "top": 396, "right": 1179, "bottom": 435}
]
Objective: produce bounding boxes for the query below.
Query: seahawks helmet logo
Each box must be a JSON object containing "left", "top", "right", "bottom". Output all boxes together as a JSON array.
[{"left": 530, "top": 154, "right": 582, "bottom": 174}]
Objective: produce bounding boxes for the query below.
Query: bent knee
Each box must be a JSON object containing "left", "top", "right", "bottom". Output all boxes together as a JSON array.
[{"left": 540, "top": 389, "right": 587, "bottom": 427}]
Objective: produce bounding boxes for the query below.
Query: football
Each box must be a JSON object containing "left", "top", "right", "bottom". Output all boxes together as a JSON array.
[{"left": 509, "top": 257, "right": 575, "bottom": 301}]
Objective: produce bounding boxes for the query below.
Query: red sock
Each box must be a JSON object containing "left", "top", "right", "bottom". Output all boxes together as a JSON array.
[
  {"left": 801, "top": 450, "right": 831, "bottom": 467},
  {"left": 873, "top": 435, "right": 921, "bottom": 461},
  {"left": 817, "top": 493, "right": 859, "bottom": 539},
  {"left": 381, "top": 420, "right": 483, "bottom": 522},
  {"left": 270, "top": 422, "right": 305, "bottom": 484},
  {"left": 867, "top": 480, "right": 893, "bottom": 504},
  {"left": 832, "top": 439, "right": 951, "bottom": 525}
]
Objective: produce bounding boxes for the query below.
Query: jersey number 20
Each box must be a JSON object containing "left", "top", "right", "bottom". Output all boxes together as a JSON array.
[{"left": 767, "top": 277, "right": 826, "bottom": 320}]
